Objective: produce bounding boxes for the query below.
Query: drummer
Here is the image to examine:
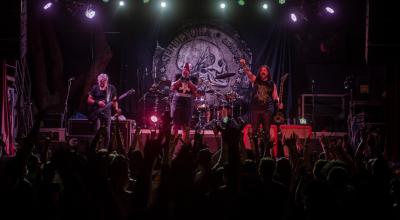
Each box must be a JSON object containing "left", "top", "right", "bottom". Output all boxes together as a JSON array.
[{"left": 170, "top": 63, "right": 199, "bottom": 142}]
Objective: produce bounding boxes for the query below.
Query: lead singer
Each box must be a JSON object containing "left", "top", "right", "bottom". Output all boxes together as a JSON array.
[
  {"left": 240, "top": 59, "right": 282, "bottom": 158},
  {"left": 170, "top": 63, "right": 198, "bottom": 142}
]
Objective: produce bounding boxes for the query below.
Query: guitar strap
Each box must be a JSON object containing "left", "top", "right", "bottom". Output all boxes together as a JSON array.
[{"left": 106, "top": 86, "right": 111, "bottom": 103}]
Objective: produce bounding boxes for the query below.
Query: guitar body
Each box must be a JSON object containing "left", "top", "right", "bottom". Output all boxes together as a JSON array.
[
  {"left": 273, "top": 110, "right": 285, "bottom": 125},
  {"left": 87, "top": 102, "right": 111, "bottom": 121}
]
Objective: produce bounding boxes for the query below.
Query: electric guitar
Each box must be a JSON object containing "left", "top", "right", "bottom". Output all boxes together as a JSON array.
[
  {"left": 88, "top": 88, "right": 135, "bottom": 121},
  {"left": 273, "top": 73, "right": 288, "bottom": 124}
]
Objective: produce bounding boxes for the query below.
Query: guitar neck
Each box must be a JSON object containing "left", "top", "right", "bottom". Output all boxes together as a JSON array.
[
  {"left": 278, "top": 74, "right": 288, "bottom": 102},
  {"left": 279, "top": 82, "right": 284, "bottom": 101},
  {"left": 118, "top": 93, "right": 129, "bottom": 101},
  {"left": 96, "top": 89, "right": 134, "bottom": 109}
]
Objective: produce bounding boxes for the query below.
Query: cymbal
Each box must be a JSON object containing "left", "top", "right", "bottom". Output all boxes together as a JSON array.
[
  {"left": 158, "top": 79, "right": 171, "bottom": 86},
  {"left": 215, "top": 73, "right": 236, "bottom": 79},
  {"left": 197, "top": 90, "right": 206, "bottom": 96},
  {"left": 197, "top": 88, "right": 216, "bottom": 95},
  {"left": 149, "top": 89, "right": 168, "bottom": 97}
]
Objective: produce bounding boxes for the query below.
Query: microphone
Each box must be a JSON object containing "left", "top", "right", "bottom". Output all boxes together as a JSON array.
[
  {"left": 68, "top": 77, "right": 75, "bottom": 81},
  {"left": 180, "top": 76, "right": 190, "bottom": 82}
]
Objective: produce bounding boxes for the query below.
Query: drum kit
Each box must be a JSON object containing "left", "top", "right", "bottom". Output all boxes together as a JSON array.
[{"left": 140, "top": 72, "right": 245, "bottom": 130}]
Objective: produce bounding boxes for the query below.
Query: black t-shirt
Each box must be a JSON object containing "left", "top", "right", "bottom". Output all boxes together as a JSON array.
[
  {"left": 88, "top": 84, "right": 117, "bottom": 116},
  {"left": 251, "top": 77, "right": 275, "bottom": 111}
]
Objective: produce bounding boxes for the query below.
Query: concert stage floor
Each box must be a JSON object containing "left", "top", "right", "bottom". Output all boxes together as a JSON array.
[{"left": 39, "top": 125, "right": 346, "bottom": 156}]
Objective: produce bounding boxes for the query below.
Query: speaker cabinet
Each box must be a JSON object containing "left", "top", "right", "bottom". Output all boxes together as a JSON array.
[
  {"left": 39, "top": 128, "right": 66, "bottom": 142},
  {"left": 68, "top": 119, "right": 96, "bottom": 136},
  {"left": 67, "top": 119, "right": 134, "bottom": 153},
  {"left": 111, "top": 120, "right": 134, "bottom": 152}
]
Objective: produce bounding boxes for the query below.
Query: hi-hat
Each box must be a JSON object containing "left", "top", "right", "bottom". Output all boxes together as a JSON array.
[
  {"left": 156, "top": 79, "right": 171, "bottom": 86},
  {"left": 215, "top": 73, "right": 236, "bottom": 79}
]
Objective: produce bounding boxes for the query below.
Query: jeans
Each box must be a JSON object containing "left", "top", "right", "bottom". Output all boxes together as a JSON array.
[
  {"left": 251, "top": 110, "right": 273, "bottom": 139},
  {"left": 250, "top": 109, "right": 273, "bottom": 158},
  {"left": 95, "top": 113, "right": 111, "bottom": 150}
]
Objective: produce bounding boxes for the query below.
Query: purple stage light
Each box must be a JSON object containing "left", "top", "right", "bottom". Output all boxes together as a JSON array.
[
  {"left": 43, "top": 2, "right": 52, "bottom": 10},
  {"left": 325, "top": 6, "right": 335, "bottom": 14},
  {"left": 290, "top": 13, "right": 297, "bottom": 22},
  {"left": 85, "top": 5, "right": 96, "bottom": 19}
]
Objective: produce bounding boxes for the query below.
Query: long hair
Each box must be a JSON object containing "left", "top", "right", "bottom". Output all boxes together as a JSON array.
[{"left": 257, "top": 65, "right": 272, "bottom": 81}]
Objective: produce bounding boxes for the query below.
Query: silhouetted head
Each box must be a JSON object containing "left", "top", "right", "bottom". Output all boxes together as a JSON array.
[{"left": 259, "top": 157, "right": 276, "bottom": 181}]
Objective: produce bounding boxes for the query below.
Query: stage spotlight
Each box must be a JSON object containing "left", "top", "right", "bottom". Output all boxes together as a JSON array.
[
  {"left": 102, "top": 0, "right": 110, "bottom": 3},
  {"left": 220, "top": 2, "right": 226, "bottom": 9},
  {"left": 160, "top": 1, "right": 167, "bottom": 8},
  {"left": 143, "top": 0, "right": 150, "bottom": 3},
  {"left": 43, "top": 2, "right": 53, "bottom": 10},
  {"left": 238, "top": 0, "right": 245, "bottom": 6},
  {"left": 85, "top": 4, "right": 96, "bottom": 19},
  {"left": 290, "top": 13, "right": 297, "bottom": 22},
  {"left": 119, "top": 1, "right": 125, "bottom": 7},
  {"left": 279, "top": 0, "right": 286, "bottom": 4},
  {"left": 150, "top": 115, "right": 158, "bottom": 123},
  {"left": 325, "top": 6, "right": 335, "bottom": 14},
  {"left": 299, "top": 118, "right": 307, "bottom": 125},
  {"left": 262, "top": 3, "right": 268, "bottom": 10}
]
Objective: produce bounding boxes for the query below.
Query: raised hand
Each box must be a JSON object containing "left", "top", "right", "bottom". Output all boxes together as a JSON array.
[
  {"left": 278, "top": 102, "right": 284, "bottom": 110},
  {"left": 98, "top": 100, "right": 106, "bottom": 108},
  {"left": 319, "top": 135, "right": 327, "bottom": 149},
  {"left": 284, "top": 133, "right": 298, "bottom": 149},
  {"left": 115, "top": 108, "right": 122, "bottom": 115},
  {"left": 239, "top": 58, "right": 256, "bottom": 82},
  {"left": 239, "top": 58, "right": 247, "bottom": 66}
]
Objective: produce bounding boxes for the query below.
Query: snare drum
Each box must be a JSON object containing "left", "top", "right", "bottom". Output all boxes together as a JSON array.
[{"left": 194, "top": 97, "right": 208, "bottom": 111}]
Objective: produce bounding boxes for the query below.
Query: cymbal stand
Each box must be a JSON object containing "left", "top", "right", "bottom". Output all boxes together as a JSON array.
[
  {"left": 61, "top": 78, "right": 73, "bottom": 128},
  {"left": 230, "top": 101, "right": 235, "bottom": 118},
  {"left": 138, "top": 91, "right": 150, "bottom": 129},
  {"left": 194, "top": 109, "right": 205, "bottom": 131}
]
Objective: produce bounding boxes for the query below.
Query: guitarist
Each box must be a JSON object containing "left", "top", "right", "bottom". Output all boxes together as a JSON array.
[
  {"left": 240, "top": 59, "right": 282, "bottom": 158},
  {"left": 87, "top": 73, "right": 120, "bottom": 149}
]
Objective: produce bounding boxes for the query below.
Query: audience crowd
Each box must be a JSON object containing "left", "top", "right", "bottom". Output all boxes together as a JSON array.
[{"left": 0, "top": 112, "right": 399, "bottom": 220}]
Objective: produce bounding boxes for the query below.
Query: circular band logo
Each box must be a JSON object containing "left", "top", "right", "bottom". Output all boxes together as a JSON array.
[{"left": 154, "top": 24, "right": 252, "bottom": 104}]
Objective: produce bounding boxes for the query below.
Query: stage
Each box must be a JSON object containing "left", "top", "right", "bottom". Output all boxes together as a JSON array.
[{"left": 39, "top": 121, "right": 345, "bottom": 156}]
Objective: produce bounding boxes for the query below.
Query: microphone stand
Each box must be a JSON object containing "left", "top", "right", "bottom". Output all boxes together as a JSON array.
[
  {"left": 61, "top": 79, "right": 73, "bottom": 128},
  {"left": 311, "top": 80, "right": 316, "bottom": 140},
  {"left": 138, "top": 92, "right": 149, "bottom": 129}
]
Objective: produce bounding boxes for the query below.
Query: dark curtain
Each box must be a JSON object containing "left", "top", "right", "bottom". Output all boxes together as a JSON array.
[
  {"left": 252, "top": 23, "right": 297, "bottom": 119},
  {"left": 385, "top": 64, "right": 400, "bottom": 161}
]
